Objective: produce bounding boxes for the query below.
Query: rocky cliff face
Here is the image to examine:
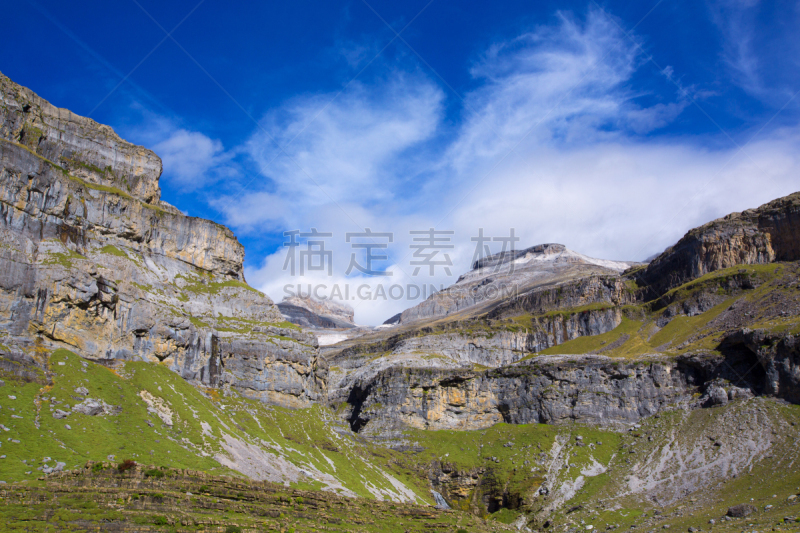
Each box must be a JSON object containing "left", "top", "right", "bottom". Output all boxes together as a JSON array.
[
  {"left": 1, "top": 74, "right": 162, "bottom": 205},
  {"left": 398, "top": 244, "right": 636, "bottom": 324},
  {"left": 487, "top": 274, "right": 634, "bottom": 318},
  {"left": 326, "top": 281, "right": 626, "bottom": 406},
  {"left": 343, "top": 348, "right": 770, "bottom": 439},
  {"left": 723, "top": 328, "right": 800, "bottom": 403},
  {"left": 325, "top": 250, "right": 639, "bottom": 410},
  {"left": 344, "top": 356, "right": 688, "bottom": 436},
  {"left": 329, "top": 191, "right": 800, "bottom": 443},
  {"left": 277, "top": 294, "right": 356, "bottom": 329},
  {"left": 0, "top": 71, "right": 326, "bottom": 408},
  {"left": 640, "top": 192, "right": 800, "bottom": 296}
]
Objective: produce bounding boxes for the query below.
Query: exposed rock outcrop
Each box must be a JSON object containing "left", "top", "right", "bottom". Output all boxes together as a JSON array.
[
  {"left": 327, "top": 296, "right": 625, "bottom": 405},
  {"left": 1, "top": 74, "right": 162, "bottom": 205},
  {"left": 398, "top": 244, "right": 636, "bottom": 324},
  {"left": 343, "top": 347, "right": 783, "bottom": 439},
  {"left": 639, "top": 192, "right": 800, "bottom": 296},
  {"left": 277, "top": 295, "right": 356, "bottom": 329},
  {"left": 344, "top": 356, "right": 703, "bottom": 436},
  {"left": 0, "top": 71, "right": 325, "bottom": 408},
  {"left": 723, "top": 328, "right": 800, "bottom": 403}
]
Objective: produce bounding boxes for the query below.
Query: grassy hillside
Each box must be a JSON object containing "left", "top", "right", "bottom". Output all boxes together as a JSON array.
[
  {"left": 401, "top": 399, "right": 800, "bottom": 531},
  {"left": 0, "top": 349, "right": 430, "bottom": 503},
  {"left": 4, "top": 394, "right": 799, "bottom": 532},
  {"left": 509, "top": 262, "right": 800, "bottom": 359},
  {"left": 0, "top": 465, "right": 503, "bottom": 533}
]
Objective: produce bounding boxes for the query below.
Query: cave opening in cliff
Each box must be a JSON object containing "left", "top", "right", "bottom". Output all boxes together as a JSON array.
[
  {"left": 346, "top": 384, "right": 370, "bottom": 432},
  {"left": 716, "top": 340, "right": 767, "bottom": 395}
]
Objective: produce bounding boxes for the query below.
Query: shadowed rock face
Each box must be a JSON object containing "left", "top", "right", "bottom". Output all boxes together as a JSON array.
[
  {"left": 344, "top": 357, "right": 699, "bottom": 436},
  {"left": 639, "top": 191, "right": 800, "bottom": 296},
  {"left": 724, "top": 329, "right": 800, "bottom": 403},
  {"left": 342, "top": 347, "right": 785, "bottom": 438},
  {"left": 0, "top": 71, "right": 326, "bottom": 408}
]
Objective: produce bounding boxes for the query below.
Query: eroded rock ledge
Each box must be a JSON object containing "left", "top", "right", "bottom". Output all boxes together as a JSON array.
[
  {"left": 639, "top": 192, "right": 800, "bottom": 296},
  {"left": 342, "top": 330, "right": 795, "bottom": 440},
  {"left": 0, "top": 71, "right": 326, "bottom": 408}
]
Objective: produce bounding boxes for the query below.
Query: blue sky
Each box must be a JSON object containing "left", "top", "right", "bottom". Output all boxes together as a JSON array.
[{"left": 4, "top": 0, "right": 799, "bottom": 324}]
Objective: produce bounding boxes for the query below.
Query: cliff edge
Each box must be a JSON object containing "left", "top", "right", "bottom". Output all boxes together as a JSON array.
[{"left": 0, "top": 71, "right": 326, "bottom": 407}]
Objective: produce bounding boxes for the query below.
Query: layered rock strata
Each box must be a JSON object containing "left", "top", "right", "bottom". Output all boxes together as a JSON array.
[
  {"left": 640, "top": 192, "right": 800, "bottom": 296},
  {"left": 277, "top": 294, "right": 356, "bottom": 329},
  {"left": 327, "top": 295, "right": 624, "bottom": 404},
  {"left": 0, "top": 71, "right": 326, "bottom": 407},
  {"left": 343, "top": 349, "right": 770, "bottom": 438},
  {"left": 398, "top": 244, "right": 636, "bottom": 324}
]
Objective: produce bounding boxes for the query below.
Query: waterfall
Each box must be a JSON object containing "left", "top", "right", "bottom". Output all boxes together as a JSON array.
[{"left": 431, "top": 490, "right": 451, "bottom": 509}]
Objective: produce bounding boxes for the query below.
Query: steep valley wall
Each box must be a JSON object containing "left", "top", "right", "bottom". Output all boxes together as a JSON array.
[{"left": 0, "top": 71, "right": 326, "bottom": 408}]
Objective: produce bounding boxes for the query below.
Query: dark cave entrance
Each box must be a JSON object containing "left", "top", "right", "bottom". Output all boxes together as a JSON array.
[{"left": 716, "top": 339, "right": 767, "bottom": 394}]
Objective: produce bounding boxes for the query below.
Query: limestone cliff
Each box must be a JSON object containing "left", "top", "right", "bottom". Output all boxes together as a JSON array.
[
  {"left": 326, "top": 269, "right": 634, "bottom": 409},
  {"left": 639, "top": 191, "right": 800, "bottom": 296},
  {"left": 0, "top": 71, "right": 326, "bottom": 407},
  {"left": 343, "top": 348, "right": 767, "bottom": 439},
  {"left": 329, "top": 192, "right": 800, "bottom": 442},
  {"left": 398, "top": 243, "right": 636, "bottom": 324},
  {"left": 1, "top": 74, "right": 162, "bottom": 205},
  {"left": 327, "top": 304, "right": 624, "bottom": 406},
  {"left": 277, "top": 294, "right": 356, "bottom": 329}
]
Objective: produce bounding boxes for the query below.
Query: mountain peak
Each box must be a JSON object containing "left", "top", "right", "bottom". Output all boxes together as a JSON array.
[{"left": 472, "top": 243, "right": 566, "bottom": 270}]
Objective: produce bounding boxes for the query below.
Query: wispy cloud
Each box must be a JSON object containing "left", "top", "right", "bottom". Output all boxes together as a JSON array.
[
  {"left": 204, "top": 7, "right": 800, "bottom": 325},
  {"left": 447, "top": 7, "right": 685, "bottom": 178},
  {"left": 123, "top": 110, "right": 237, "bottom": 192},
  {"left": 707, "top": 0, "right": 800, "bottom": 105},
  {"left": 708, "top": 0, "right": 764, "bottom": 97},
  {"left": 245, "top": 74, "right": 444, "bottom": 206},
  {"left": 207, "top": 73, "right": 444, "bottom": 233},
  {"left": 154, "top": 129, "right": 234, "bottom": 189}
]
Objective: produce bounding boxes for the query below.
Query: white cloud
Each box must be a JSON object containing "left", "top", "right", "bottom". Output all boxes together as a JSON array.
[
  {"left": 450, "top": 9, "right": 636, "bottom": 168},
  {"left": 242, "top": 74, "right": 444, "bottom": 208},
  {"left": 230, "top": 7, "right": 800, "bottom": 326},
  {"left": 153, "top": 129, "right": 232, "bottom": 189},
  {"left": 449, "top": 136, "right": 800, "bottom": 265},
  {"left": 122, "top": 110, "right": 235, "bottom": 191},
  {"left": 708, "top": 0, "right": 764, "bottom": 97}
]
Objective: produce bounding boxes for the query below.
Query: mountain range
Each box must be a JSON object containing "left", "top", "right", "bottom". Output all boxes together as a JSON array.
[{"left": 1, "top": 71, "right": 800, "bottom": 533}]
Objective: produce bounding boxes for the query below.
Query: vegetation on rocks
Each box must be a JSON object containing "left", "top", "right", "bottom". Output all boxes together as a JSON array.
[{"left": 3, "top": 70, "right": 800, "bottom": 532}]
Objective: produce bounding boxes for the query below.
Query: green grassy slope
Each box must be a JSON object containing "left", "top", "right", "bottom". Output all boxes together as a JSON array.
[
  {"left": 399, "top": 399, "right": 800, "bottom": 531},
  {"left": 0, "top": 466, "right": 505, "bottom": 533},
  {"left": 0, "top": 349, "right": 430, "bottom": 503},
  {"left": 514, "top": 262, "right": 800, "bottom": 359}
]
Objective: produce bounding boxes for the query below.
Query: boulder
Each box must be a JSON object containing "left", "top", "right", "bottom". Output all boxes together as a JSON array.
[
  {"left": 726, "top": 504, "right": 757, "bottom": 517},
  {"left": 72, "top": 398, "right": 112, "bottom": 416}
]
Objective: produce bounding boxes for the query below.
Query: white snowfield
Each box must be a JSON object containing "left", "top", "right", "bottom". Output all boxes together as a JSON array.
[{"left": 316, "top": 333, "right": 351, "bottom": 346}]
